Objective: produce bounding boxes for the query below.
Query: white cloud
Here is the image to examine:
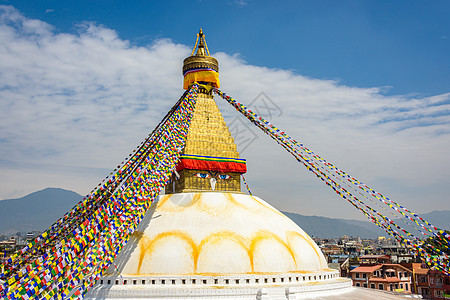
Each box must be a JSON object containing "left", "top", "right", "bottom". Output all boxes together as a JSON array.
[
  {"left": 0, "top": 5, "right": 449, "bottom": 220},
  {"left": 233, "top": 0, "right": 249, "bottom": 7}
]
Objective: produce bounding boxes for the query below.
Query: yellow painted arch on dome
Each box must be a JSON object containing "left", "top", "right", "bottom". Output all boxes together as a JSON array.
[
  {"left": 137, "top": 230, "right": 198, "bottom": 273},
  {"left": 286, "top": 231, "right": 323, "bottom": 268},
  {"left": 134, "top": 228, "right": 314, "bottom": 274},
  {"left": 249, "top": 230, "right": 297, "bottom": 272}
]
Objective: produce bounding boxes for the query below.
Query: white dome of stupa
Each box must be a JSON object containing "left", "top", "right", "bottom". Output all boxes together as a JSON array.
[
  {"left": 109, "top": 192, "right": 328, "bottom": 275},
  {"left": 85, "top": 192, "right": 354, "bottom": 299}
]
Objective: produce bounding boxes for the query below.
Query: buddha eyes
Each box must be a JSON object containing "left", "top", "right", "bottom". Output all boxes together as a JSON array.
[
  {"left": 194, "top": 173, "right": 232, "bottom": 180},
  {"left": 195, "top": 173, "right": 210, "bottom": 178}
]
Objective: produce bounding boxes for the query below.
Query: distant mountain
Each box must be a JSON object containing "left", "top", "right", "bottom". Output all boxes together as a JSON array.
[
  {"left": 282, "top": 211, "right": 387, "bottom": 239},
  {"left": 0, "top": 188, "right": 82, "bottom": 235},
  {"left": 283, "top": 210, "right": 450, "bottom": 239},
  {"left": 1, "top": 188, "right": 448, "bottom": 239},
  {"left": 419, "top": 210, "right": 450, "bottom": 231}
]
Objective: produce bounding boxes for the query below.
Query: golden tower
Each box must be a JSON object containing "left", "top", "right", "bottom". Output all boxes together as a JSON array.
[{"left": 165, "top": 29, "right": 246, "bottom": 194}]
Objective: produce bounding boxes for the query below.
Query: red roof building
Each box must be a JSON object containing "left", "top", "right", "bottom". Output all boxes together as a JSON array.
[
  {"left": 412, "top": 263, "right": 450, "bottom": 299},
  {"left": 350, "top": 263, "right": 413, "bottom": 293}
]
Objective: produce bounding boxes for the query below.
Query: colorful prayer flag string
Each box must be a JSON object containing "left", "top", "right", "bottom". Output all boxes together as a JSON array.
[
  {"left": 1, "top": 85, "right": 199, "bottom": 299},
  {"left": 214, "top": 87, "right": 450, "bottom": 275}
]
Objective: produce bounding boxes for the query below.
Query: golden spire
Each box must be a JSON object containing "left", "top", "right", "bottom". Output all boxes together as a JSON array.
[{"left": 166, "top": 30, "right": 246, "bottom": 194}]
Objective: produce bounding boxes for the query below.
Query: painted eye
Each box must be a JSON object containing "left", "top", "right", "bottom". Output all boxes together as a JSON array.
[
  {"left": 195, "top": 173, "right": 210, "bottom": 178},
  {"left": 218, "top": 174, "right": 231, "bottom": 180}
]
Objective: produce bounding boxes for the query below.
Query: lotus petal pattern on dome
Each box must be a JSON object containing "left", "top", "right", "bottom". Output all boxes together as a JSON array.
[{"left": 108, "top": 192, "right": 329, "bottom": 276}]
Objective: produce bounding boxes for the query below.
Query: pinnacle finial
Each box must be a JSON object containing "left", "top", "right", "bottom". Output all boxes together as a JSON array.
[
  {"left": 189, "top": 28, "right": 210, "bottom": 57},
  {"left": 196, "top": 30, "right": 206, "bottom": 56}
]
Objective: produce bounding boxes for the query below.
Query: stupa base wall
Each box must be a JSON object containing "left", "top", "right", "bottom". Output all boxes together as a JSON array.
[
  {"left": 86, "top": 280, "right": 352, "bottom": 299},
  {"left": 85, "top": 271, "right": 354, "bottom": 299},
  {"left": 85, "top": 279, "right": 424, "bottom": 300}
]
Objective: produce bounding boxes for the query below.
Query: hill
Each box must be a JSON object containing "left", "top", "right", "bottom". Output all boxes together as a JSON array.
[
  {"left": 282, "top": 211, "right": 387, "bottom": 239},
  {"left": 283, "top": 210, "right": 450, "bottom": 239},
  {"left": 0, "top": 188, "right": 82, "bottom": 235}
]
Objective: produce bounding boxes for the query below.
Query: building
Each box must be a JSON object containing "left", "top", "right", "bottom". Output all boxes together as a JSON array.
[
  {"left": 359, "top": 254, "right": 390, "bottom": 265},
  {"left": 0, "top": 237, "right": 18, "bottom": 264},
  {"left": 412, "top": 263, "right": 450, "bottom": 299},
  {"left": 343, "top": 241, "right": 363, "bottom": 256},
  {"left": 320, "top": 243, "right": 341, "bottom": 256},
  {"left": 428, "top": 269, "right": 450, "bottom": 299},
  {"left": 351, "top": 264, "right": 413, "bottom": 293}
]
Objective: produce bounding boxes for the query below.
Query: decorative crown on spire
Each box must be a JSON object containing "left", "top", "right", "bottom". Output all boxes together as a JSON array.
[
  {"left": 182, "top": 29, "right": 220, "bottom": 90},
  {"left": 191, "top": 28, "right": 210, "bottom": 56}
]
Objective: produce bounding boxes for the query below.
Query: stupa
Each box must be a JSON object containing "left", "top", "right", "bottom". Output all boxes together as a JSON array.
[{"left": 85, "top": 30, "right": 417, "bottom": 300}]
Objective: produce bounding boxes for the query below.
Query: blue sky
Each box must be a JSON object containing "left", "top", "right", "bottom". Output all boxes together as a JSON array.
[
  {"left": 0, "top": 1, "right": 449, "bottom": 221},
  {"left": 6, "top": 0, "right": 450, "bottom": 96}
]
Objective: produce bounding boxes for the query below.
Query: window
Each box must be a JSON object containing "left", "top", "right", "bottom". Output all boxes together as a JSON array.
[
  {"left": 355, "top": 273, "right": 360, "bottom": 279},
  {"left": 272, "top": 278, "right": 276, "bottom": 283},
  {"left": 378, "top": 284, "right": 384, "bottom": 290},
  {"left": 123, "top": 280, "right": 127, "bottom": 285},
  {"left": 246, "top": 279, "right": 250, "bottom": 284},
  {"left": 203, "top": 279, "right": 207, "bottom": 284},
  {"left": 362, "top": 273, "right": 367, "bottom": 279},
  {"left": 172, "top": 279, "right": 176, "bottom": 284},
  {"left": 182, "top": 279, "right": 186, "bottom": 284},
  {"left": 141, "top": 280, "right": 145, "bottom": 285},
  {"left": 235, "top": 279, "right": 240, "bottom": 284},
  {"left": 151, "top": 280, "right": 156, "bottom": 285},
  {"left": 107, "top": 280, "right": 111, "bottom": 285},
  {"left": 255, "top": 279, "right": 259, "bottom": 283},
  {"left": 355, "top": 283, "right": 361, "bottom": 287},
  {"left": 133, "top": 280, "right": 137, "bottom": 285},
  {"left": 264, "top": 278, "right": 268, "bottom": 283},
  {"left": 363, "top": 283, "right": 368, "bottom": 288},
  {"left": 100, "top": 280, "right": 103, "bottom": 284},
  {"left": 370, "top": 283, "right": 375, "bottom": 289},
  {"left": 161, "top": 280, "right": 165, "bottom": 285},
  {"left": 405, "top": 283, "right": 408, "bottom": 291},
  {"left": 192, "top": 279, "right": 196, "bottom": 284},
  {"left": 281, "top": 278, "right": 284, "bottom": 282},
  {"left": 225, "top": 279, "right": 229, "bottom": 284},
  {"left": 214, "top": 279, "right": 218, "bottom": 284},
  {"left": 400, "top": 283, "right": 403, "bottom": 289},
  {"left": 115, "top": 280, "right": 119, "bottom": 285},
  {"left": 430, "top": 277, "right": 434, "bottom": 284}
]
